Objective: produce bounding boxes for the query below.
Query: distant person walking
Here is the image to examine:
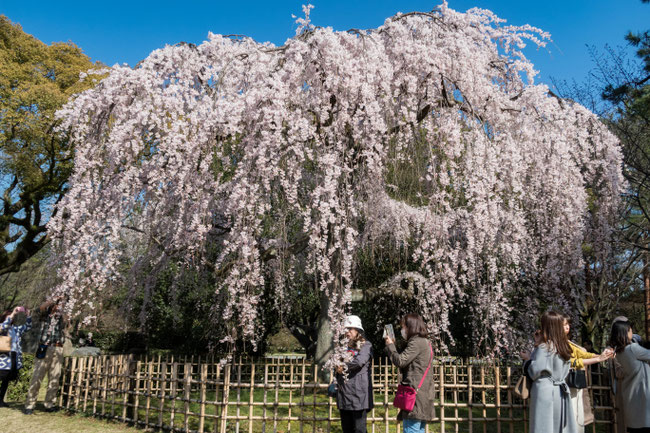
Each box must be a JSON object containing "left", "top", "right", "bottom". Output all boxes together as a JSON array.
[
  {"left": 0, "top": 306, "right": 32, "bottom": 407},
  {"left": 23, "top": 298, "right": 67, "bottom": 414},
  {"left": 609, "top": 320, "right": 650, "bottom": 433},
  {"left": 609, "top": 316, "right": 647, "bottom": 433},
  {"left": 334, "top": 315, "right": 373, "bottom": 433},
  {"left": 384, "top": 313, "right": 435, "bottom": 433}
]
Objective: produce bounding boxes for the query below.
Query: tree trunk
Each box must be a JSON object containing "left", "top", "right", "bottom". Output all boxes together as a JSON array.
[
  {"left": 314, "top": 292, "right": 334, "bottom": 382},
  {"left": 314, "top": 290, "right": 333, "bottom": 382}
]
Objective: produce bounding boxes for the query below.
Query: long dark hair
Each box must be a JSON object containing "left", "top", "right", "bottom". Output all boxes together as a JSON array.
[
  {"left": 401, "top": 313, "right": 428, "bottom": 340},
  {"left": 609, "top": 320, "right": 632, "bottom": 354},
  {"left": 540, "top": 311, "right": 572, "bottom": 361}
]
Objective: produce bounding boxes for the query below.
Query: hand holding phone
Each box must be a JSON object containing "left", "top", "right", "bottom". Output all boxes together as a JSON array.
[{"left": 384, "top": 324, "right": 395, "bottom": 342}]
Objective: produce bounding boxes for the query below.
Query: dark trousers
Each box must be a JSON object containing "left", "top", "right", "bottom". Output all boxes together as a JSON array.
[
  {"left": 339, "top": 409, "right": 367, "bottom": 433},
  {"left": 0, "top": 370, "right": 10, "bottom": 404}
]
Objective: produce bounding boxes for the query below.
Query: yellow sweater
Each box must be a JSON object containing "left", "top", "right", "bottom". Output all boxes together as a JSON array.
[{"left": 569, "top": 341, "right": 596, "bottom": 370}]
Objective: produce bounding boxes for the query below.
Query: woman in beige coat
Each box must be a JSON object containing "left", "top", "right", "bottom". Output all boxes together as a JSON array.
[{"left": 384, "top": 313, "right": 435, "bottom": 433}]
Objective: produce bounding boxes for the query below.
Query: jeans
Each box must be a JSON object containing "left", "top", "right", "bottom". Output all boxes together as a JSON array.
[{"left": 403, "top": 418, "right": 426, "bottom": 433}]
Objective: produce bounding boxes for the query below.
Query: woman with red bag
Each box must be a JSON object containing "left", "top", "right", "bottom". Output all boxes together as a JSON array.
[{"left": 384, "top": 313, "right": 435, "bottom": 433}]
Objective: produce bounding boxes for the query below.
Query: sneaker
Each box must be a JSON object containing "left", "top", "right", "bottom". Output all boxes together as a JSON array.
[
  {"left": 0, "top": 401, "right": 7, "bottom": 408},
  {"left": 43, "top": 406, "right": 59, "bottom": 413},
  {"left": 22, "top": 408, "right": 33, "bottom": 415}
]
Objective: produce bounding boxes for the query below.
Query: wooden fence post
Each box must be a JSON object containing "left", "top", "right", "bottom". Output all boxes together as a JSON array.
[
  {"left": 133, "top": 359, "right": 141, "bottom": 426},
  {"left": 220, "top": 362, "right": 231, "bottom": 433},
  {"left": 158, "top": 359, "right": 168, "bottom": 430},
  {"left": 184, "top": 362, "right": 192, "bottom": 433},
  {"left": 199, "top": 362, "right": 207, "bottom": 433}
]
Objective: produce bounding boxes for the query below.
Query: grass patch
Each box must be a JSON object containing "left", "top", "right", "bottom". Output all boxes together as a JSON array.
[{"left": 0, "top": 402, "right": 139, "bottom": 433}]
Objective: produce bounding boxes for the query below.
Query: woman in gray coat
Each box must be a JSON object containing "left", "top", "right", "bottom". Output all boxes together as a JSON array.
[
  {"left": 521, "top": 311, "right": 577, "bottom": 433},
  {"left": 384, "top": 313, "right": 435, "bottom": 433},
  {"left": 609, "top": 320, "right": 650, "bottom": 433},
  {"left": 335, "top": 315, "right": 373, "bottom": 433}
]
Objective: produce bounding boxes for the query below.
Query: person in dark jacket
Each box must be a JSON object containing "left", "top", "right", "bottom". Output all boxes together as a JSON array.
[
  {"left": 0, "top": 306, "right": 32, "bottom": 407},
  {"left": 335, "top": 315, "right": 373, "bottom": 433},
  {"left": 385, "top": 313, "right": 435, "bottom": 433},
  {"left": 609, "top": 320, "right": 650, "bottom": 433}
]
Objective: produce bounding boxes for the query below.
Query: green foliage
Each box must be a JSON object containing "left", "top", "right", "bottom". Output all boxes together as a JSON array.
[
  {"left": 88, "top": 330, "right": 146, "bottom": 353},
  {"left": 384, "top": 131, "right": 432, "bottom": 207},
  {"left": 355, "top": 291, "right": 418, "bottom": 353},
  {"left": 6, "top": 352, "right": 33, "bottom": 402},
  {"left": 0, "top": 246, "right": 54, "bottom": 312},
  {"left": 266, "top": 328, "right": 304, "bottom": 354},
  {"left": 0, "top": 15, "right": 102, "bottom": 275}
]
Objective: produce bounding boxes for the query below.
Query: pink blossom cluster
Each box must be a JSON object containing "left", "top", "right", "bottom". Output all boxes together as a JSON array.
[{"left": 49, "top": 3, "right": 623, "bottom": 356}]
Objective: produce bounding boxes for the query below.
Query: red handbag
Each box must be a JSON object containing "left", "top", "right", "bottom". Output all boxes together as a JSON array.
[{"left": 393, "top": 343, "right": 433, "bottom": 411}]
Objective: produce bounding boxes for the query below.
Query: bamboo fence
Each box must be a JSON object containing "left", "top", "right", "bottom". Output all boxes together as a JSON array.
[{"left": 57, "top": 354, "right": 620, "bottom": 433}]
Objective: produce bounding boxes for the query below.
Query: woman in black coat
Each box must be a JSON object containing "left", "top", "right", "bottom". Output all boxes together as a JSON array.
[{"left": 335, "top": 315, "right": 374, "bottom": 433}]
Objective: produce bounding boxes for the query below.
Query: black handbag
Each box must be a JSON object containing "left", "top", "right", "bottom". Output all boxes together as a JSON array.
[
  {"left": 35, "top": 344, "right": 48, "bottom": 359},
  {"left": 566, "top": 369, "right": 587, "bottom": 389}
]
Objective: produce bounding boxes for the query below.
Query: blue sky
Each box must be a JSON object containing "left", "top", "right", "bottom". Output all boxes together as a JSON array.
[{"left": 2, "top": 1, "right": 649, "bottom": 89}]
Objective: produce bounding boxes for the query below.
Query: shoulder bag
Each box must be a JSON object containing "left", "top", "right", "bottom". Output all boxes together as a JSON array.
[
  {"left": 514, "top": 374, "right": 531, "bottom": 399},
  {"left": 0, "top": 334, "right": 11, "bottom": 353},
  {"left": 566, "top": 369, "right": 587, "bottom": 389},
  {"left": 393, "top": 342, "right": 433, "bottom": 411},
  {"left": 514, "top": 360, "right": 532, "bottom": 400}
]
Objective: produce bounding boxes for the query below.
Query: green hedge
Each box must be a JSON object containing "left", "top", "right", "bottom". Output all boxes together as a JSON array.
[
  {"left": 7, "top": 352, "right": 33, "bottom": 402},
  {"left": 89, "top": 330, "right": 146, "bottom": 353}
]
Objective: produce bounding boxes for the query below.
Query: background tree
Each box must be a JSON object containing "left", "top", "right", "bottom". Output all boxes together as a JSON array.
[
  {"left": 0, "top": 15, "right": 100, "bottom": 275},
  {"left": 604, "top": 0, "right": 650, "bottom": 340},
  {"left": 549, "top": 0, "right": 650, "bottom": 344}
]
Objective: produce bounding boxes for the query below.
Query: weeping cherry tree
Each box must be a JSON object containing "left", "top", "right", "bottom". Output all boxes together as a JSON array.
[{"left": 48, "top": 3, "right": 624, "bottom": 366}]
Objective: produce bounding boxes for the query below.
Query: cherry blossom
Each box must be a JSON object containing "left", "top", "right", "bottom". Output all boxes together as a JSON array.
[{"left": 49, "top": 2, "right": 624, "bottom": 359}]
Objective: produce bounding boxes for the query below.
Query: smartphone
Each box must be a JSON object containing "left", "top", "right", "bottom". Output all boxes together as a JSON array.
[{"left": 384, "top": 324, "right": 395, "bottom": 341}]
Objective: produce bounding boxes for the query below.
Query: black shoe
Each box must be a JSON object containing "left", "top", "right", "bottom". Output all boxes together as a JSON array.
[
  {"left": 0, "top": 401, "right": 7, "bottom": 408},
  {"left": 43, "top": 406, "right": 59, "bottom": 413},
  {"left": 22, "top": 408, "right": 33, "bottom": 415}
]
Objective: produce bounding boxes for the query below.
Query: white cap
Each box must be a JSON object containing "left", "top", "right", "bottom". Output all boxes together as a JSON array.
[{"left": 344, "top": 315, "right": 363, "bottom": 332}]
